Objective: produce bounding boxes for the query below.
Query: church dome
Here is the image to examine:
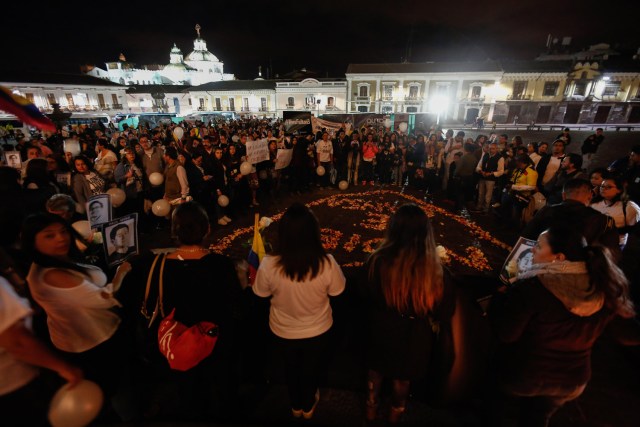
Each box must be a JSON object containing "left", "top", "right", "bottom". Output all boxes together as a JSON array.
[{"left": 185, "top": 37, "right": 219, "bottom": 63}]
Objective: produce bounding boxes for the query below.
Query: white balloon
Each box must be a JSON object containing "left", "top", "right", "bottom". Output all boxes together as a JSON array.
[
  {"left": 398, "top": 122, "right": 408, "bottom": 132},
  {"left": 383, "top": 118, "right": 392, "bottom": 128},
  {"left": 338, "top": 180, "right": 349, "bottom": 190},
  {"left": 152, "top": 199, "right": 171, "bottom": 217},
  {"left": 217, "top": 195, "right": 229, "bottom": 207},
  {"left": 64, "top": 139, "right": 81, "bottom": 157},
  {"left": 106, "top": 188, "right": 126, "bottom": 208},
  {"left": 72, "top": 221, "right": 92, "bottom": 241},
  {"left": 149, "top": 172, "right": 164, "bottom": 186},
  {"left": 173, "top": 127, "right": 184, "bottom": 140},
  {"left": 258, "top": 170, "right": 268, "bottom": 180},
  {"left": 240, "top": 162, "right": 252, "bottom": 176},
  {"left": 48, "top": 380, "right": 104, "bottom": 427},
  {"left": 316, "top": 166, "right": 326, "bottom": 176},
  {"left": 231, "top": 135, "right": 239, "bottom": 143}
]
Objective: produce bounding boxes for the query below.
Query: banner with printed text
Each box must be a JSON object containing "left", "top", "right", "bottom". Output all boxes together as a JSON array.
[{"left": 283, "top": 111, "right": 312, "bottom": 134}]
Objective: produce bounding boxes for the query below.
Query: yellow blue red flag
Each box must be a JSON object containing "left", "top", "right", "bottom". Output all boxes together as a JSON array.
[
  {"left": 247, "top": 213, "right": 265, "bottom": 285},
  {"left": 0, "top": 86, "right": 56, "bottom": 132}
]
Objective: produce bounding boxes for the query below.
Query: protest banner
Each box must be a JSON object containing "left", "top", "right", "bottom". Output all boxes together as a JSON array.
[
  {"left": 283, "top": 111, "right": 312, "bottom": 134},
  {"left": 245, "top": 138, "right": 270, "bottom": 164},
  {"left": 275, "top": 149, "right": 293, "bottom": 170}
]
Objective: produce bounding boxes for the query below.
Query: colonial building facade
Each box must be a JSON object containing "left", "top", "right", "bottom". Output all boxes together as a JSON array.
[
  {"left": 186, "top": 77, "right": 348, "bottom": 118},
  {"left": 0, "top": 70, "right": 127, "bottom": 114},
  {"left": 2, "top": 42, "right": 639, "bottom": 125},
  {"left": 346, "top": 53, "right": 640, "bottom": 124}
]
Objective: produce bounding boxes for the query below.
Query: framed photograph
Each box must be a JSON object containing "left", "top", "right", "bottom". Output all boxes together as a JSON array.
[
  {"left": 4, "top": 151, "right": 22, "bottom": 169},
  {"left": 86, "top": 194, "right": 112, "bottom": 227},
  {"left": 499, "top": 237, "right": 536, "bottom": 285},
  {"left": 101, "top": 213, "right": 138, "bottom": 267}
]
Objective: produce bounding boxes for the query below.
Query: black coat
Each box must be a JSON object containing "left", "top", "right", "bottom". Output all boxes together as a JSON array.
[{"left": 492, "top": 276, "right": 640, "bottom": 387}]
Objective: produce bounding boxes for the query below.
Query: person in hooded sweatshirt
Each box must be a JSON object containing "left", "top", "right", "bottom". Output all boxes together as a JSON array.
[{"left": 490, "top": 226, "right": 640, "bottom": 427}]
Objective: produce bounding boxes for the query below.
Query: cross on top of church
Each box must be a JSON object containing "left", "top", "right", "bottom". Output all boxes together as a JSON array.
[{"left": 195, "top": 24, "right": 201, "bottom": 37}]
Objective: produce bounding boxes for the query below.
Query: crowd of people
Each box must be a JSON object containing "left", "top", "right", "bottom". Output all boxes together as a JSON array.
[{"left": 1, "top": 117, "right": 640, "bottom": 427}]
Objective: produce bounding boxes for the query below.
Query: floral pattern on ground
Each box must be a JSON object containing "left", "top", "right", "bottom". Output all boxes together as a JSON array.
[{"left": 210, "top": 190, "right": 510, "bottom": 274}]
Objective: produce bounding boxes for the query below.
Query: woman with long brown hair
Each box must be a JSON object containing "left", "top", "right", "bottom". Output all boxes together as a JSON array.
[{"left": 362, "top": 203, "right": 455, "bottom": 423}]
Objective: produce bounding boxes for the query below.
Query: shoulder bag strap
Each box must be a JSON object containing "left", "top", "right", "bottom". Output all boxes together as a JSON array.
[
  {"left": 158, "top": 254, "right": 168, "bottom": 318},
  {"left": 140, "top": 254, "right": 161, "bottom": 320}
]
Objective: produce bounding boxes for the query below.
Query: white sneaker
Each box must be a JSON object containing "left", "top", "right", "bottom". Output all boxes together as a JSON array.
[
  {"left": 217, "top": 218, "right": 228, "bottom": 226},
  {"left": 222, "top": 216, "right": 232, "bottom": 223}
]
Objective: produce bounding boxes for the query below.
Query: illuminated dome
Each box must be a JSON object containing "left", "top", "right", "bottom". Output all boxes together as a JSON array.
[
  {"left": 165, "top": 43, "right": 195, "bottom": 71},
  {"left": 185, "top": 38, "right": 219, "bottom": 63}
]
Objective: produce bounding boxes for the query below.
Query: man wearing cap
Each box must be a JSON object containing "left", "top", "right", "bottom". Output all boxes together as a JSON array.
[
  {"left": 581, "top": 128, "right": 604, "bottom": 171},
  {"left": 556, "top": 128, "right": 572, "bottom": 146}
]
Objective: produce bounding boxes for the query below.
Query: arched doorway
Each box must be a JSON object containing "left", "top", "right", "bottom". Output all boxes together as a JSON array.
[{"left": 173, "top": 97, "right": 180, "bottom": 114}]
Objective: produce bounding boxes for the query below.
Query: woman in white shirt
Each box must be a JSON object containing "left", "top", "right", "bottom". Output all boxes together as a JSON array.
[
  {"left": 22, "top": 213, "right": 130, "bottom": 395},
  {"left": 253, "top": 203, "right": 345, "bottom": 420},
  {"left": 591, "top": 176, "right": 640, "bottom": 249}
]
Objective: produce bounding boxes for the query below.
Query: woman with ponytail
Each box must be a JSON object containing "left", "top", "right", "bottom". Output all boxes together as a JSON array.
[
  {"left": 362, "top": 203, "right": 455, "bottom": 423},
  {"left": 493, "top": 226, "right": 640, "bottom": 427}
]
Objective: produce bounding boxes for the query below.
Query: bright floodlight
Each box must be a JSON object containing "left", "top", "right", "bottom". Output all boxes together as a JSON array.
[
  {"left": 430, "top": 95, "right": 449, "bottom": 124},
  {"left": 430, "top": 95, "right": 449, "bottom": 113}
]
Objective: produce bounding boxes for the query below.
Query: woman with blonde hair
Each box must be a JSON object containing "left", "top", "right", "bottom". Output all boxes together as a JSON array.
[{"left": 362, "top": 203, "right": 455, "bottom": 423}]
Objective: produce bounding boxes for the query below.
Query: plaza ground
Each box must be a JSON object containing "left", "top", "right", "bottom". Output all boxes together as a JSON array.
[{"left": 105, "top": 130, "right": 640, "bottom": 427}]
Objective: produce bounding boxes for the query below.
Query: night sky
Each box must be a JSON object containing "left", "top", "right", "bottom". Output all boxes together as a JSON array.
[{"left": 3, "top": 0, "right": 639, "bottom": 80}]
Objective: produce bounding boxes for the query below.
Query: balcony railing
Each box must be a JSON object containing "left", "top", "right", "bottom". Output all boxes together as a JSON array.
[
  {"left": 355, "top": 96, "right": 371, "bottom": 102},
  {"left": 404, "top": 96, "right": 423, "bottom": 104},
  {"left": 462, "top": 96, "right": 485, "bottom": 103},
  {"left": 381, "top": 96, "right": 394, "bottom": 101},
  {"left": 507, "top": 94, "right": 531, "bottom": 101},
  {"left": 286, "top": 104, "right": 295, "bottom": 109}
]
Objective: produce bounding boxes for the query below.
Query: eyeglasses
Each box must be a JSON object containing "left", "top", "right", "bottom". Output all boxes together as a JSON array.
[{"left": 600, "top": 185, "right": 616, "bottom": 190}]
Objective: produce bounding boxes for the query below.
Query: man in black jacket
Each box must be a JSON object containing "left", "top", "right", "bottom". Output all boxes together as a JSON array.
[
  {"left": 581, "top": 128, "right": 604, "bottom": 172},
  {"left": 521, "top": 178, "right": 619, "bottom": 257}
]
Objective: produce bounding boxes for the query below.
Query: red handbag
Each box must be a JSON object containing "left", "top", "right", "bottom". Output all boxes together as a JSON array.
[
  {"left": 141, "top": 254, "right": 220, "bottom": 371},
  {"left": 158, "top": 308, "right": 219, "bottom": 371}
]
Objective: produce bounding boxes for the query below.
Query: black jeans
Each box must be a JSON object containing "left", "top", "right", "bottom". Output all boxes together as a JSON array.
[{"left": 275, "top": 329, "right": 331, "bottom": 411}]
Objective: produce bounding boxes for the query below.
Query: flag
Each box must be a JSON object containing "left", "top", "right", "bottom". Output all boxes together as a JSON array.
[
  {"left": 247, "top": 213, "right": 265, "bottom": 285},
  {"left": 0, "top": 85, "right": 56, "bottom": 132}
]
